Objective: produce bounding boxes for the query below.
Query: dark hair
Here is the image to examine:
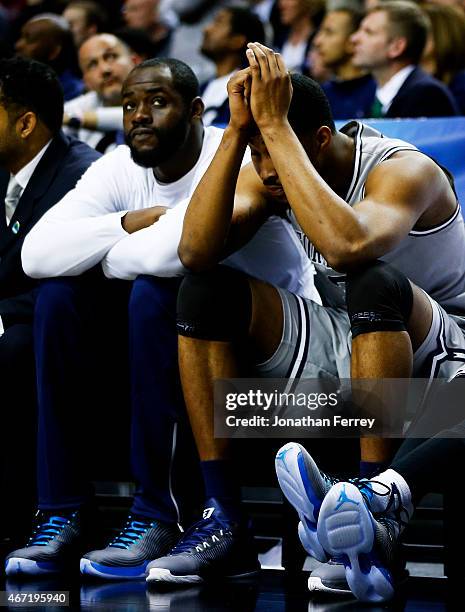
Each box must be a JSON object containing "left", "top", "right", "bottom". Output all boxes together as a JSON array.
[
  {"left": 288, "top": 72, "right": 335, "bottom": 134},
  {"left": 131, "top": 58, "right": 200, "bottom": 105},
  {"left": 28, "top": 14, "right": 81, "bottom": 76},
  {"left": 371, "top": 0, "right": 429, "bottom": 65},
  {"left": 0, "top": 57, "right": 64, "bottom": 134},
  {"left": 330, "top": 3, "right": 365, "bottom": 34},
  {"left": 227, "top": 5, "right": 266, "bottom": 51},
  {"left": 66, "top": 1, "right": 108, "bottom": 30},
  {"left": 114, "top": 27, "right": 159, "bottom": 60}
]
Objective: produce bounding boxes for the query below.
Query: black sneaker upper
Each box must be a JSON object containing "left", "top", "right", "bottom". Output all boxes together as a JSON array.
[
  {"left": 83, "top": 515, "right": 180, "bottom": 567},
  {"left": 6, "top": 509, "right": 84, "bottom": 565},
  {"left": 147, "top": 498, "right": 260, "bottom": 579}
]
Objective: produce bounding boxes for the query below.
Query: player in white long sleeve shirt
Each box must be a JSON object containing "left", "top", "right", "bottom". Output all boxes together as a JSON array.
[{"left": 12, "top": 57, "right": 319, "bottom": 581}]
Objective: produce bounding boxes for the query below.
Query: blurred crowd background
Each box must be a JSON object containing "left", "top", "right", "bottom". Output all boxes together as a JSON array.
[{"left": 0, "top": 0, "right": 464, "bottom": 129}]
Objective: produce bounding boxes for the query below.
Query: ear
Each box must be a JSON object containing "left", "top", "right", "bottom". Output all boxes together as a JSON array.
[
  {"left": 315, "top": 125, "right": 332, "bottom": 153},
  {"left": 48, "top": 42, "right": 63, "bottom": 62},
  {"left": 387, "top": 36, "right": 407, "bottom": 61},
  {"left": 16, "top": 111, "right": 37, "bottom": 139},
  {"left": 132, "top": 53, "right": 143, "bottom": 66},
  {"left": 191, "top": 96, "right": 205, "bottom": 120}
]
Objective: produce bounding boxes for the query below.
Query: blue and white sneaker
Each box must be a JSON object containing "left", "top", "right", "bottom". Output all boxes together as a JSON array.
[
  {"left": 317, "top": 482, "right": 399, "bottom": 603},
  {"left": 275, "top": 442, "right": 339, "bottom": 561},
  {"left": 146, "top": 498, "right": 260, "bottom": 584},
  {"left": 80, "top": 515, "right": 180, "bottom": 580},
  {"left": 5, "top": 510, "right": 84, "bottom": 576}
]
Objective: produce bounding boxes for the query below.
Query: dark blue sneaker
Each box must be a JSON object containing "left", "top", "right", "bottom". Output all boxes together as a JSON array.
[
  {"left": 146, "top": 499, "right": 260, "bottom": 585},
  {"left": 5, "top": 510, "right": 84, "bottom": 576},
  {"left": 80, "top": 515, "right": 180, "bottom": 580}
]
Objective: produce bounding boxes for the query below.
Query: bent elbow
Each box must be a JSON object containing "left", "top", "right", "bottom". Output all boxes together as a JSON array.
[
  {"left": 178, "top": 244, "right": 211, "bottom": 273},
  {"left": 325, "top": 243, "right": 369, "bottom": 273}
]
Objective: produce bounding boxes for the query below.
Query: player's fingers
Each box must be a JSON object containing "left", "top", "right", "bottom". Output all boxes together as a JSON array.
[
  {"left": 275, "top": 52, "right": 288, "bottom": 75},
  {"left": 246, "top": 46, "right": 260, "bottom": 78},
  {"left": 247, "top": 42, "right": 270, "bottom": 79}
]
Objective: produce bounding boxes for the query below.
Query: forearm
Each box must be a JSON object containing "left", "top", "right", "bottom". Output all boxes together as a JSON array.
[
  {"left": 179, "top": 125, "right": 249, "bottom": 270},
  {"left": 22, "top": 211, "right": 127, "bottom": 278},
  {"left": 122, "top": 206, "right": 167, "bottom": 234},
  {"left": 102, "top": 203, "right": 188, "bottom": 280},
  {"left": 261, "top": 123, "right": 368, "bottom": 269},
  {"left": 64, "top": 108, "right": 123, "bottom": 132}
]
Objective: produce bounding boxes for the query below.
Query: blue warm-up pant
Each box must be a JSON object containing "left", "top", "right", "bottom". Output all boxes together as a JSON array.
[{"left": 34, "top": 270, "right": 201, "bottom": 526}]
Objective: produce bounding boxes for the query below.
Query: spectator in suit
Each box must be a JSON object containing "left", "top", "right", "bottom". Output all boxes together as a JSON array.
[
  {"left": 64, "top": 33, "right": 139, "bottom": 152},
  {"left": 200, "top": 5, "right": 265, "bottom": 126},
  {"left": 0, "top": 56, "right": 99, "bottom": 544},
  {"left": 351, "top": 0, "right": 459, "bottom": 117},
  {"left": 313, "top": 4, "right": 376, "bottom": 119},
  {"left": 15, "top": 13, "right": 83, "bottom": 101},
  {"left": 421, "top": 3, "right": 465, "bottom": 114}
]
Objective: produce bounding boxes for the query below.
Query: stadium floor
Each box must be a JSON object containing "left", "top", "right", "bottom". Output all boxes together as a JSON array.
[{"left": 0, "top": 570, "right": 455, "bottom": 611}]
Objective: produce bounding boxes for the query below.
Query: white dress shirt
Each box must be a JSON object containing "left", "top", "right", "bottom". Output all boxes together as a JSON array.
[
  {"left": 6, "top": 141, "right": 52, "bottom": 224},
  {"left": 376, "top": 65, "right": 415, "bottom": 115}
]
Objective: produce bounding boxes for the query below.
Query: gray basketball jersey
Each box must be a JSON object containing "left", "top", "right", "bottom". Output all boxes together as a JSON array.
[{"left": 290, "top": 121, "right": 465, "bottom": 315}]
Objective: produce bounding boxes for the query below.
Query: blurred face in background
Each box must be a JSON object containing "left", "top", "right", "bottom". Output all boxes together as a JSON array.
[
  {"left": 351, "top": 10, "right": 392, "bottom": 70},
  {"left": 201, "top": 9, "right": 241, "bottom": 60},
  {"left": 123, "top": 0, "right": 158, "bottom": 30},
  {"left": 279, "top": 0, "right": 313, "bottom": 26},
  {"left": 79, "top": 34, "right": 136, "bottom": 105},
  {"left": 314, "top": 11, "right": 355, "bottom": 69},
  {"left": 63, "top": 5, "right": 97, "bottom": 48},
  {"left": 16, "top": 19, "right": 61, "bottom": 63}
]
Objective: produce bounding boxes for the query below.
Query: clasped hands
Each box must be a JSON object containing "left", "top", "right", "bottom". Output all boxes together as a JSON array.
[{"left": 227, "top": 42, "right": 293, "bottom": 133}]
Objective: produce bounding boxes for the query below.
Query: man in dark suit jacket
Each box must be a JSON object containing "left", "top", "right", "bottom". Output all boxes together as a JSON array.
[
  {"left": 351, "top": 0, "right": 458, "bottom": 118},
  {"left": 0, "top": 57, "right": 99, "bottom": 543}
]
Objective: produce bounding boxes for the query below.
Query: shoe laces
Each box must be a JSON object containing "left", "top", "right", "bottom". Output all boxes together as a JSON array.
[
  {"left": 321, "top": 471, "right": 341, "bottom": 489},
  {"left": 170, "top": 514, "right": 232, "bottom": 555},
  {"left": 109, "top": 516, "right": 156, "bottom": 549},
  {"left": 28, "top": 511, "right": 77, "bottom": 547},
  {"left": 350, "top": 478, "right": 409, "bottom": 531}
]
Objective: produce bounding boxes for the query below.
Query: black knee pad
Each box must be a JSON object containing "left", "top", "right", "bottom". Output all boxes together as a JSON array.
[
  {"left": 176, "top": 265, "right": 252, "bottom": 341},
  {"left": 346, "top": 260, "right": 413, "bottom": 339}
]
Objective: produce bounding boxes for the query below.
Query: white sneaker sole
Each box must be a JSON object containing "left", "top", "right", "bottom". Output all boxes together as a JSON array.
[
  {"left": 317, "top": 483, "right": 394, "bottom": 603},
  {"left": 308, "top": 575, "right": 351, "bottom": 595},
  {"left": 275, "top": 442, "right": 328, "bottom": 562},
  {"left": 146, "top": 567, "right": 260, "bottom": 584},
  {"left": 146, "top": 567, "right": 203, "bottom": 584},
  {"left": 5, "top": 557, "right": 58, "bottom": 576}
]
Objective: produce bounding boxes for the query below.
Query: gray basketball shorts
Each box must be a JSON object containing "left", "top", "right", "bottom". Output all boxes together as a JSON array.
[{"left": 255, "top": 287, "right": 465, "bottom": 381}]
